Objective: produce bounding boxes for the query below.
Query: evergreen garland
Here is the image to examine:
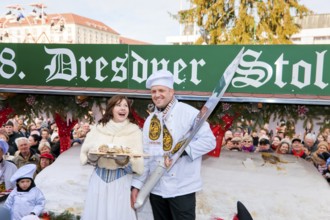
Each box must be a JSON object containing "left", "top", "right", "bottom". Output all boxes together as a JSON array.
[
  {"left": 0, "top": 94, "right": 105, "bottom": 123},
  {"left": 46, "top": 210, "right": 80, "bottom": 220},
  {"left": 1, "top": 93, "right": 330, "bottom": 136}
]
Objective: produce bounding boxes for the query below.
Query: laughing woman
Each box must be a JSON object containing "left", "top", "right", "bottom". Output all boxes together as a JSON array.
[{"left": 80, "top": 95, "right": 144, "bottom": 220}]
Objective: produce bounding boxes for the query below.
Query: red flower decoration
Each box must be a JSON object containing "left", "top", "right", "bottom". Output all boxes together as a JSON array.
[
  {"left": 0, "top": 107, "right": 13, "bottom": 127},
  {"left": 297, "top": 105, "right": 309, "bottom": 116},
  {"left": 131, "top": 107, "right": 145, "bottom": 129}
]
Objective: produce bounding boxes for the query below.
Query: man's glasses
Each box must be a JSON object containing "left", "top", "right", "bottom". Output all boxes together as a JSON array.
[
  {"left": 232, "top": 142, "right": 241, "bottom": 145},
  {"left": 243, "top": 141, "right": 252, "bottom": 143}
]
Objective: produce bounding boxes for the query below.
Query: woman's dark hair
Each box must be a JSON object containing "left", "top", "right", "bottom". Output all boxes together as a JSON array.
[
  {"left": 31, "top": 134, "right": 41, "bottom": 143},
  {"left": 98, "top": 95, "right": 134, "bottom": 126},
  {"left": 273, "top": 135, "right": 282, "bottom": 141}
]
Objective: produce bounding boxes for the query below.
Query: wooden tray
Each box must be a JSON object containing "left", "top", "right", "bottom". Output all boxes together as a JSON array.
[{"left": 89, "top": 150, "right": 149, "bottom": 158}]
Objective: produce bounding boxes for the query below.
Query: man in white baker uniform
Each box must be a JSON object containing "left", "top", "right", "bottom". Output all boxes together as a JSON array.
[{"left": 131, "top": 69, "right": 216, "bottom": 220}]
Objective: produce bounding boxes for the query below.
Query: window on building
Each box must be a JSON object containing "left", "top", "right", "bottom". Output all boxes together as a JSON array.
[
  {"left": 314, "top": 36, "right": 330, "bottom": 40},
  {"left": 291, "top": 37, "right": 301, "bottom": 42}
]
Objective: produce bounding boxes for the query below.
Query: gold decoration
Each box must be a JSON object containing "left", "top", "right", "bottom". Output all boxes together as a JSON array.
[
  {"left": 171, "top": 139, "right": 186, "bottom": 154},
  {"left": 75, "top": 95, "right": 88, "bottom": 104},
  {"left": 162, "top": 125, "right": 173, "bottom": 151},
  {"left": 0, "top": 182, "right": 5, "bottom": 192},
  {"left": 149, "top": 115, "right": 161, "bottom": 140},
  {"left": 0, "top": 93, "right": 16, "bottom": 100}
]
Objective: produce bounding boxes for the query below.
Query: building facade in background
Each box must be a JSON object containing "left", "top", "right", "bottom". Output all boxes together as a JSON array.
[
  {"left": 291, "top": 14, "right": 330, "bottom": 44},
  {"left": 0, "top": 4, "right": 147, "bottom": 45},
  {"left": 166, "top": 13, "right": 330, "bottom": 45},
  {"left": 0, "top": 13, "right": 120, "bottom": 44}
]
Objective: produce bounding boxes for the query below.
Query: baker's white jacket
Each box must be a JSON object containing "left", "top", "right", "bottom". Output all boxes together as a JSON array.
[
  {"left": 132, "top": 100, "right": 216, "bottom": 198},
  {"left": 80, "top": 119, "right": 144, "bottom": 175},
  {"left": 4, "top": 186, "right": 45, "bottom": 220}
]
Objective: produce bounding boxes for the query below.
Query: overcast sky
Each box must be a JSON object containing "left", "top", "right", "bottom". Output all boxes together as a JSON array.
[{"left": 0, "top": 0, "right": 328, "bottom": 44}]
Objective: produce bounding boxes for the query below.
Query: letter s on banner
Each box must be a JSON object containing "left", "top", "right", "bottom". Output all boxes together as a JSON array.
[{"left": 232, "top": 49, "right": 273, "bottom": 88}]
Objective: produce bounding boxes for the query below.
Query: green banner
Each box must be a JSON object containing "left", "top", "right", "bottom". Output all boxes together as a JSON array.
[{"left": 0, "top": 43, "right": 329, "bottom": 97}]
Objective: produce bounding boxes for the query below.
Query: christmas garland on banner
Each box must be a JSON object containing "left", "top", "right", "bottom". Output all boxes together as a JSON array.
[
  {"left": 41, "top": 211, "right": 80, "bottom": 220},
  {"left": 2, "top": 93, "right": 330, "bottom": 139}
]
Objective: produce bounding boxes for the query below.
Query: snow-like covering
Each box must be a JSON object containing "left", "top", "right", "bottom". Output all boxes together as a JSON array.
[
  {"left": 198, "top": 151, "right": 330, "bottom": 219},
  {"left": 35, "top": 146, "right": 93, "bottom": 215},
  {"left": 35, "top": 146, "right": 330, "bottom": 219}
]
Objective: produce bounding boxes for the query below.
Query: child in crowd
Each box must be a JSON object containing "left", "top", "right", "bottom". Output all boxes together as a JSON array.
[{"left": 4, "top": 164, "right": 45, "bottom": 220}]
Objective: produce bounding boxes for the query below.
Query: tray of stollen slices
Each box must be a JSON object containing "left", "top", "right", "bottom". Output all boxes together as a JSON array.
[{"left": 88, "top": 144, "right": 149, "bottom": 158}]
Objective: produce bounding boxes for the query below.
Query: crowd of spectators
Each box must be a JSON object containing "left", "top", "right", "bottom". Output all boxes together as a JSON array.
[
  {"left": 1, "top": 113, "right": 330, "bottom": 202},
  {"left": 222, "top": 127, "right": 330, "bottom": 183},
  {"left": 0, "top": 115, "right": 91, "bottom": 200}
]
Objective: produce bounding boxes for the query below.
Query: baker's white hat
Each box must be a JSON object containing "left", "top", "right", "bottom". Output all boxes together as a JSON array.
[
  {"left": 10, "top": 164, "right": 36, "bottom": 184},
  {"left": 146, "top": 70, "right": 174, "bottom": 89}
]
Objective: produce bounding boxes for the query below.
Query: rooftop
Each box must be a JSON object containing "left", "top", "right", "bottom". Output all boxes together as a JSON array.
[
  {"left": 295, "top": 13, "right": 330, "bottom": 29},
  {"left": 0, "top": 12, "right": 120, "bottom": 35}
]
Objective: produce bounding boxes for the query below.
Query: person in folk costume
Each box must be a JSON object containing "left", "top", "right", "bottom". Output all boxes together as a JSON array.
[
  {"left": 0, "top": 139, "right": 17, "bottom": 192},
  {"left": 80, "top": 95, "right": 144, "bottom": 220},
  {"left": 4, "top": 164, "right": 45, "bottom": 220},
  {"left": 131, "top": 70, "right": 216, "bottom": 220}
]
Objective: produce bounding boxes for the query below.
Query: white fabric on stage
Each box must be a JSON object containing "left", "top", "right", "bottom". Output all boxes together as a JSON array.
[
  {"left": 81, "top": 171, "right": 136, "bottom": 220},
  {"left": 35, "top": 145, "right": 330, "bottom": 219}
]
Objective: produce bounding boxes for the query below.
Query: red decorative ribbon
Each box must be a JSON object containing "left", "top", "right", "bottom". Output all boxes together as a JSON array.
[
  {"left": 208, "top": 114, "right": 236, "bottom": 157},
  {"left": 0, "top": 107, "right": 14, "bottom": 127},
  {"left": 54, "top": 113, "right": 78, "bottom": 153},
  {"left": 131, "top": 107, "right": 145, "bottom": 129}
]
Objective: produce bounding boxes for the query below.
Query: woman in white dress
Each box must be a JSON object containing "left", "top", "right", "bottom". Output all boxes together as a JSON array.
[{"left": 80, "top": 95, "right": 144, "bottom": 220}]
